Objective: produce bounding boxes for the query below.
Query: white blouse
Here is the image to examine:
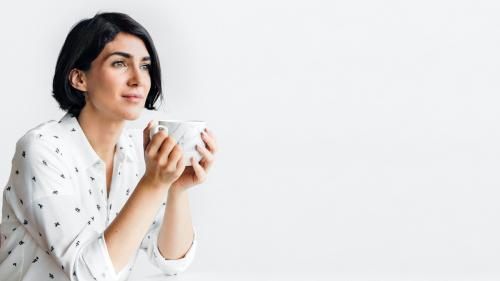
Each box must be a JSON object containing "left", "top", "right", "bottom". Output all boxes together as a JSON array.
[{"left": 0, "top": 112, "right": 197, "bottom": 281}]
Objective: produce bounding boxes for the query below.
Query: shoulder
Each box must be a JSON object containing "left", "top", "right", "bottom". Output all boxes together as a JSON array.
[{"left": 14, "top": 118, "right": 66, "bottom": 163}]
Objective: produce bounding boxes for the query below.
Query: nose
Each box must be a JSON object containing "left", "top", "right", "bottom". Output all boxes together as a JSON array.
[{"left": 127, "top": 64, "right": 146, "bottom": 87}]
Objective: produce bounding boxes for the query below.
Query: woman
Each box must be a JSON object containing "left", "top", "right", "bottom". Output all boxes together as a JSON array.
[{"left": 0, "top": 12, "right": 217, "bottom": 281}]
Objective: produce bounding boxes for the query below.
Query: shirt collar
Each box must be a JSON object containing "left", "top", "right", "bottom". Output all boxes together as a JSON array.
[{"left": 58, "top": 112, "right": 137, "bottom": 170}]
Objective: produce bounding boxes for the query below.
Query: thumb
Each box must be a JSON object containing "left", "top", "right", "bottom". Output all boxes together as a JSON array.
[{"left": 143, "top": 121, "right": 153, "bottom": 151}]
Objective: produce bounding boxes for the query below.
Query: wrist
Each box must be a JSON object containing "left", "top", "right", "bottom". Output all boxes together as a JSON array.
[
  {"left": 140, "top": 176, "right": 172, "bottom": 192},
  {"left": 168, "top": 183, "right": 187, "bottom": 196}
]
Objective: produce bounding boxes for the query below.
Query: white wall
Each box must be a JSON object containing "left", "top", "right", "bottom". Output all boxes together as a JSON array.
[{"left": 1, "top": 1, "right": 499, "bottom": 280}]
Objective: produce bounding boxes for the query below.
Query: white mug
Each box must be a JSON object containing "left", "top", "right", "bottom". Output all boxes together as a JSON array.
[{"left": 149, "top": 120, "right": 206, "bottom": 166}]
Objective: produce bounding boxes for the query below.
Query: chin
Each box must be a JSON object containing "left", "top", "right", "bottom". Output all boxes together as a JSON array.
[{"left": 120, "top": 108, "right": 144, "bottom": 121}]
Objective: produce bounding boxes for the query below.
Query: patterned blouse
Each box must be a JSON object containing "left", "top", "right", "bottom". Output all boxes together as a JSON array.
[{"left": 0, "top": 112, "right": 197, "bottom": 280}]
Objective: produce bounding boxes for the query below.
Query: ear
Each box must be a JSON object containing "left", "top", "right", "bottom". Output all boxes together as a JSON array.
[{"left": 68, "top": 69, "right": 88, "bottom": 93}]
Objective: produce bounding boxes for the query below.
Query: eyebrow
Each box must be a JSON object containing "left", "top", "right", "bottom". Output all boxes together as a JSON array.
[{"left": 105, "top": 51, "right": 151, "bottom": 61}]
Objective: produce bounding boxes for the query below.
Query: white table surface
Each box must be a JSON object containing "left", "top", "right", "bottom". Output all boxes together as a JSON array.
[{"left": 129, "top": 249, "right": 497, "bottom": 281}]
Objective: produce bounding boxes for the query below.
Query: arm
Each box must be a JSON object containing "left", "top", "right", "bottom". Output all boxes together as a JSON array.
[
  {"left": 103, "top": 177, "right": 169, "bottom": 272},
  {"left": 157, "top": 188, "right": 194, "bottom": 259},
  {"left": 105, "top": 124, "right": 193, "bottom": 274}
]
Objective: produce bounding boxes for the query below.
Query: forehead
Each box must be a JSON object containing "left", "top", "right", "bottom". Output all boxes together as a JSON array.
[{"left": 99, "top": 32, "right": 150, "bottom": 59}]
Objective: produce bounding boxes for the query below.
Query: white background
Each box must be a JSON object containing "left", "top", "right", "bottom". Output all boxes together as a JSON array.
[{"left": 1, "top": 1, "right": 499, "bottom": 280}]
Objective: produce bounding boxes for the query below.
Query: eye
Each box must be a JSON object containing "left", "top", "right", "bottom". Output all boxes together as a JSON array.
[
  {"left": 140, "top": 64, "right": 151, "bottom": 70},
  {"left": 112, "top": 61, "right": 126, "bottom": 67}
]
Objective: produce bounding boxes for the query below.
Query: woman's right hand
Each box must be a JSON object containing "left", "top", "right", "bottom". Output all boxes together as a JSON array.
[{"left": 141, "top": 121, "right": 186, "bottom": 190}]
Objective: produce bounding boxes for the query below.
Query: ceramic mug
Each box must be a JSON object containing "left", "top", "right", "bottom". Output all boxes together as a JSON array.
[{"left": 149, "top": 120, "right": 206, "bottom": 166}]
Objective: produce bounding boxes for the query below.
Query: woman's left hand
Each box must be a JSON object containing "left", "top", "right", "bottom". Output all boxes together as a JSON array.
[{"left": 169, "top": 128, "right": 217, "bottom": 194}]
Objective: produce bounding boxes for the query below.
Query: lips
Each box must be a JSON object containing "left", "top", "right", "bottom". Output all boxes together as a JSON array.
[
  {"left": 122, "top": 94, "right": 143, "bottom": 98},
  {"left": 122, "top": 94, "right": 144, "bottom": 103}
]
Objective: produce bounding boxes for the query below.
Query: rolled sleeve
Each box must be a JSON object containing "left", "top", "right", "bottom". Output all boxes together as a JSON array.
[
  {"left": 79, "top": 233, "right": 119, "bottom": 281},
  {"left": 142, "top": 224, "right": 198, "bottom": 276}
]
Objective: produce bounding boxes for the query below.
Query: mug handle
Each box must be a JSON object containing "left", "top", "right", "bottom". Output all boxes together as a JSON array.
[{"left": 149, "top": 123, "right": 169, "bottom": 140}]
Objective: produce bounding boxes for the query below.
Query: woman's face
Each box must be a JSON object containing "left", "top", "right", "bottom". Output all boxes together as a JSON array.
[{"left": 80, "top": 32, "right": 152, "bottom": 121}]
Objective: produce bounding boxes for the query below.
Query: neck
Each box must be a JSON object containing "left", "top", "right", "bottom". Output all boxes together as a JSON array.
[{"left": 77, "top": 105, "right": 124, "bottom": 164}]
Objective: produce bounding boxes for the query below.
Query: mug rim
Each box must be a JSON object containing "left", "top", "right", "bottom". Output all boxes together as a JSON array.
[{"left": 157, "top": 120, "right": 205, "bottom": 124}]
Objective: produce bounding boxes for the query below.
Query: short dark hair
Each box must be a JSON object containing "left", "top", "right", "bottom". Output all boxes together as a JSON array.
[{"left": 52, "top": 12, "right": 163, "bottom": 117}]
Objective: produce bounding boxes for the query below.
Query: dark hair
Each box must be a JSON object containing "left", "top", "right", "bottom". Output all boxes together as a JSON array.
[{"left": 52, "top": 12, "right": 163, "bottom": 117}]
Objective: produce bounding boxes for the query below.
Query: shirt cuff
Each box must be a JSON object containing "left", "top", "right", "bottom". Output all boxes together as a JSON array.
[
  {"left": 81, "top": 232, "right": 119, "bottom": 281},
  {"left": 148, "top": 225, "right": 198, "bottom": 276}
]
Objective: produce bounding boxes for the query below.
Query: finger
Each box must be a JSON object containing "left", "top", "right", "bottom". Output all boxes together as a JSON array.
[
  {"left": 197, "top": 147, "right": 213, "bottom": 172},
  {"left": 201, "top": 130, "right": 218, "bottom": 154},
  {"left": 145, "top": 130, "right": 170, "bottom": 158},
  {"left": 143, "top": 121, "right": 154, "bottom": 151},
  {"left": 166, "top": 144, "right": 183, "bottom": 171},
  {"left": 196, "top": 144, "right": 214, "bottom": 163},
  {"left": 191, "top": 157, "right": 206, "bottom": 182},
  {"left": 204, "top": 127, "right": 215, "bottom": 138},
  {"left": 176, "top": 154, "right": 186, "bottom": 171},
  {"left": 157, "top": 137, "right": 177, "bottom": 166}
]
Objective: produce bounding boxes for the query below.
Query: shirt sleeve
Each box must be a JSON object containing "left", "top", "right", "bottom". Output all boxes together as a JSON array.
[
  {"left": 4, "top": 134, "right": 120, "bottom": 281},
  {"left": 139, "top": 196, "right": 198, "bottom": 276}
]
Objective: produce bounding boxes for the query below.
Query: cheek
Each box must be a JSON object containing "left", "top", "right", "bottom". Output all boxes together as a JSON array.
[{"left": 89, "top": 71, "right": 125, "bottom": 97}]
